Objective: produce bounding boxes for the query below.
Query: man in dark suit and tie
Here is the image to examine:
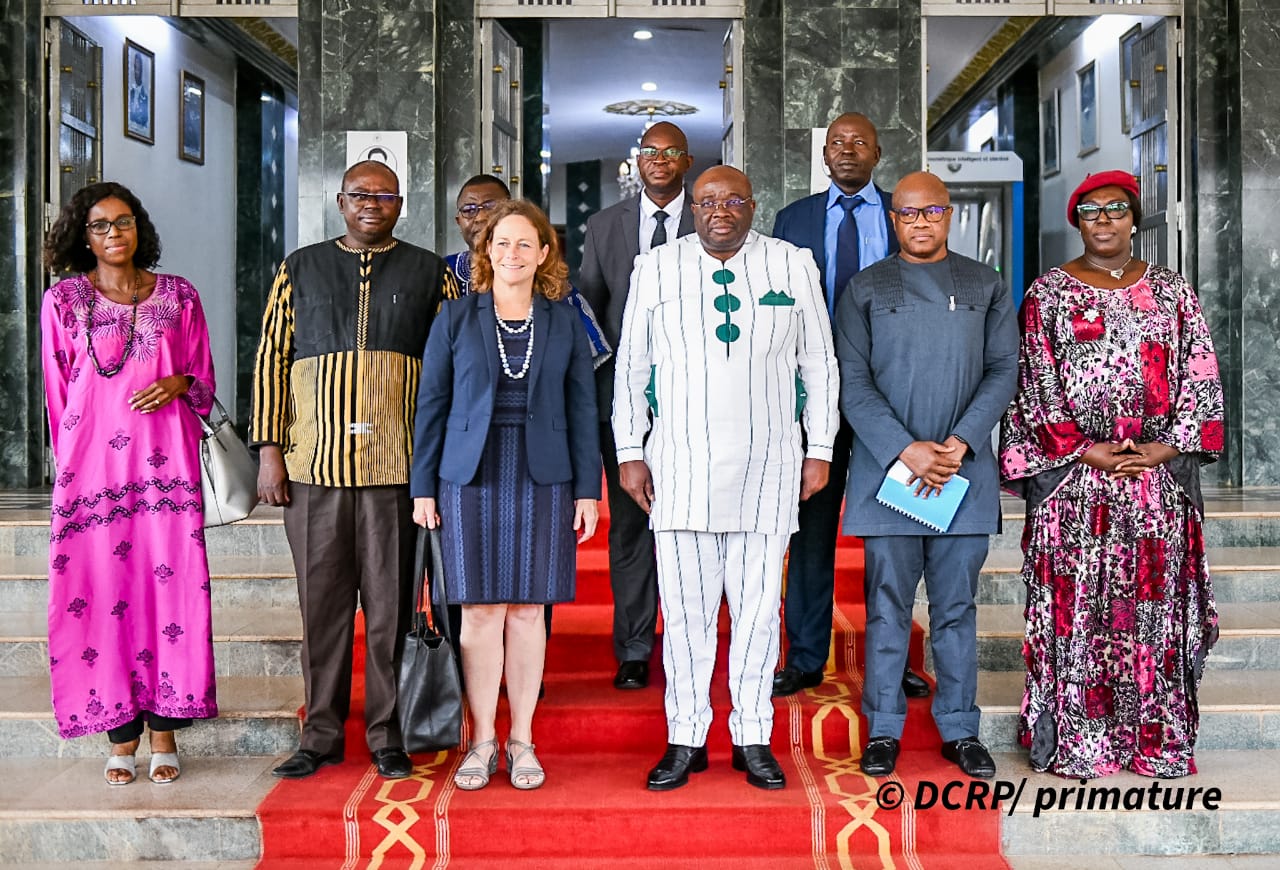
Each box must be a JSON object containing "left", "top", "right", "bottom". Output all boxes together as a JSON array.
[
  {"left": 770, "top": 112, "right": 930, "bottom": 700},
  {"left": 579, "top": 121, "right": 696, "bottom": 690}
]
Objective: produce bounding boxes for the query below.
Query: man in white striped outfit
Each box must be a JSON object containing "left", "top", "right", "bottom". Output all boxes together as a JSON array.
[{"left": 613, "top": 166, "right": 839, "bottom": 791}]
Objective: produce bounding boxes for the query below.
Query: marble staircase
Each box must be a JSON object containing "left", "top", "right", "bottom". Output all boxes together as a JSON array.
[{"left": 2, "top": 492, "right": 1280, "bottom": 864}]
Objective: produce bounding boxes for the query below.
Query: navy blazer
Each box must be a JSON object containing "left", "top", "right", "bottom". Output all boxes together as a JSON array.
[
  {"left": 411, "top": 293, "right": 602, "bottom": 500},
  {"left": 578, "top": 193, "right": 696, "bottom": 421},
  {"left": 771, "top": 184, "right": 899, "bottom": 303}
]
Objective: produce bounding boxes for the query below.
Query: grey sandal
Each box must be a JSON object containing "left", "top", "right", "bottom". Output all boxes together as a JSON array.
[
  {"left": 505, "top": 738, "right": 545, "bottom": 790},
  {"left": 454, "top": 739, "right": 498, "bottom": 790}
]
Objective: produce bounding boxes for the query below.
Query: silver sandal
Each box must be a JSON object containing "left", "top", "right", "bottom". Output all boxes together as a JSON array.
[
  {"left": 104, "top": 752, "right": 137, "bottom": 786},
  {"left": 505, "top": 738, "right": 545, "bottom": 790},
  {"left": 453, "top": 738, "right": 498, "bottom": 790}
]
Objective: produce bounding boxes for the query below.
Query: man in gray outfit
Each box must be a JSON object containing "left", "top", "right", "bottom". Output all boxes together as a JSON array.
[{"left": 834, "top": 171, "right": 1018, "bottom": 779}]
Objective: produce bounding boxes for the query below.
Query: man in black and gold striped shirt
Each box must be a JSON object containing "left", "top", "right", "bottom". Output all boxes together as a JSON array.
[{"left": 252, "top": 160, "right": 458, "bottom": 781}]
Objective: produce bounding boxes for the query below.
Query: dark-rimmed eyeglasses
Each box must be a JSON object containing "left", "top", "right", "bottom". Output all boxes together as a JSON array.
[
  {"left": 638, "top": 146, "right": 688, "bottom": 161},
  {"left": 340, "top": 191, "right": 402, "bottom": 207},
  {"left": 1075, "top": 202, "right": 1131, "bottom": 222},
  {"left": 891, "top": 205, "right": 952, "bottom": 223},
  {"left": 691, "top": 197, "right": 753, "bottom": 212},
  {"left": 86, "top": 216, "right": 137, "bottom": 235},
  {"left": 457, "top": 200, "right": 501, "bottom": 218}
]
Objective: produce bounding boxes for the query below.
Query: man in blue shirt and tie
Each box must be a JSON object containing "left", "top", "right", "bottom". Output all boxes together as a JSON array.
[{"left": 770, "top": 112, "right": 930, "bottom": 700}]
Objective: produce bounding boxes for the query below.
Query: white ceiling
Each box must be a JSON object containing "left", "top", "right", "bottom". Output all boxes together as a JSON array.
[
  {"left": 544, "top": 19, "right": 731, "bottom": 172},
  {"left": 925, "top": 16, "right": 1009, "bottom": 107}
]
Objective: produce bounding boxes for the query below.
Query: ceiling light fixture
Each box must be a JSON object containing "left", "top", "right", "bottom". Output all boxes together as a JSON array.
[
  {"left": 641, "top": 82, "right": 658, "bottom": 92},
  {"left": 603, "top": 99, "right": 697, "bottom": 118},
  {"left": 633, "top": 29, "right": 653, "bottom": 40}
]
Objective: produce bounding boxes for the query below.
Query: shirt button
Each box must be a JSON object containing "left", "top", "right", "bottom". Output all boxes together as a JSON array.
[{"left": 528, "top": 414, "right": 534, "bottom": 420}]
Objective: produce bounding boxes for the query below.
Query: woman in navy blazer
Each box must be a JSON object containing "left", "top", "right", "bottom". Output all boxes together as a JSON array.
[{"left": 412, "top": 199, "right": 600, "bottom": 791}]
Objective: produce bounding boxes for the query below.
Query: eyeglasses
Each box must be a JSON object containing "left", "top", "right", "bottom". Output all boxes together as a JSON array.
[
  {"left": 457, "top": 200, "right": 501, "bottom": 218},
  {"left": 891, "top": 205, "right": 952, "bottom": 223},
  {"left": 85, "top": 216, "right": 137, "bottom": 235},
  {"left": 1075, "top": 201, "right": 1131, "bottom": 221},
  {"left": 691, "top": 197, "right": 753, "bottom": 212},
  {"left": 340, "top": 191, "right": 402, "bottom": 207},
  {"left": 638, "top": 146, "right": 688, "bottom": 161}
]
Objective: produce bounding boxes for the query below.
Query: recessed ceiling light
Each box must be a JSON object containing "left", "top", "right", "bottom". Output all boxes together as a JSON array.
[
  {"left": 539, "top": 149, "right": 551, "bottom": 158},
  {"left": 641, "top": 82, "right": 658, "bottom": 92},
  {"left": 633, "top": 30, "right": 653, "bottom": 40}
]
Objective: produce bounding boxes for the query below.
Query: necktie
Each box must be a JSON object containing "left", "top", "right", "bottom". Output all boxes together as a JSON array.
[
  {"left": 833, "top": 194, "right": 865, "bottom": 313},
  {"left": 651, "top": 210, "right": 669, "bottom": 249}
]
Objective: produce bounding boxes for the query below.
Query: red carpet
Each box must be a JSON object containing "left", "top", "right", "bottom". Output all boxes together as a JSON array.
[{"left": 255, "top": 515, "right": 1010, "bottom": 868}]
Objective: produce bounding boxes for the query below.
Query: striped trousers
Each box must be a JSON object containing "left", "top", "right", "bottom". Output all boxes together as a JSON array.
[{"left": 655, "top": 530, "right": 787, "bottom": 747}]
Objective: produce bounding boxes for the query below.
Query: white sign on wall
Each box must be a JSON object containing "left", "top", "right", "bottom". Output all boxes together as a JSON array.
[
  {"left": 809, "top": 128, "right": 829, "bottom": 195},
  {"left": 926, "top": 151, "right": 1025, "bottom": 184},
  {"left": 345, "top": 130, "right": 409, "bottom": 192}
]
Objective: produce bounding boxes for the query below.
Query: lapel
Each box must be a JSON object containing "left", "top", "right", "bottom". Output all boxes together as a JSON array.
[
  {"left": 620, "top": 195, "right": 642, "bottom": 258},
  {"left": 475, "top": 292, "right": 501, "bottom": 388},
  {"left": 807, "top": 192, "right": 830, "bottom": 277},
  {"left": 525, "top": 295, "right": 551, "bottom": 399},
  {"left": 676, "top": 195, "right": 695, "bottom": 238},
  {"left": 876, "top": 184, "right": 900, "bottom": 256}
]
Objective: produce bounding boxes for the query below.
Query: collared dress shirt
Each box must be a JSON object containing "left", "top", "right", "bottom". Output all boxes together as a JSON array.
[{"left": 823, "top": 179, "right": 889, "bottom": 315}]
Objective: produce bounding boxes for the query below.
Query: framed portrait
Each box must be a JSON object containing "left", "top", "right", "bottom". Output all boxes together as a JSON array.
[
  {"left": 1119, "top": 24, "right": 1142, "bottom": 134},
  {"left": 1077, "top": 61, "right": 1099, "bottom": 157},
  {"left": 123, "top": 39, "right": 154, "bottom": 145},
  {"left": 179, "top": 71, "right": 205, "bottom": 165},
  {"left": 1040, "top": 90, "right": 1060, "bottom": 178}
]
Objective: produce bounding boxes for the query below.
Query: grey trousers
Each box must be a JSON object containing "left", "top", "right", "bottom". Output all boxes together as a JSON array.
[
  {"left": 862, "top": 534, "right": 988, "bottom": 742},
  {"left": 283, "top": 483, "right": 415, "bottom": 757}
]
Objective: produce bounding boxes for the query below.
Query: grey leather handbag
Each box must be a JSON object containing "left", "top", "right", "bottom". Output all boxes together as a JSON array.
[{"left": 199, "top": 399, "right": 259, "bottom": 527}]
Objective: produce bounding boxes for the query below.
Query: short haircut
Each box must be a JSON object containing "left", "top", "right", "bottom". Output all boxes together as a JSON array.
[
  {"left": 457, "top": 174, "right": 511, "bottom": 206},
  {"left": 341, "top": 160, "right": 399, "bottom": 191}
]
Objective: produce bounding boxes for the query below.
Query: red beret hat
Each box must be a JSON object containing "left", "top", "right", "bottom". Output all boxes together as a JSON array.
[{"left": 1067, "top": 170, "right": 1140, "bottom": 227}]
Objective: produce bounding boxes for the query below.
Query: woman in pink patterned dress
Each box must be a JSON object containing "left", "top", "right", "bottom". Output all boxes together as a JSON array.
[
  {"left": 42, "top": 182, "right": 217, "bottom": 785},
  {"left": 999, "top": 170, "right": 1224, "bottom": 779}
]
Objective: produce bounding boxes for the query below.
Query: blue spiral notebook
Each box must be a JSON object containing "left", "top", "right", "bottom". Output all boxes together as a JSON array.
[{"left": 875, "top": 460, "right": 969, "bottom": 533}]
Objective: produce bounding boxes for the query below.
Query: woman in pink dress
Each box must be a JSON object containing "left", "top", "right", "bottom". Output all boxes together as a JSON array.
[
  {"left": 999, "top": 171, "right": 1224, "bottom": 778},
  {"left": 42, "top": 182, "right": 217, "bottom": 785}
]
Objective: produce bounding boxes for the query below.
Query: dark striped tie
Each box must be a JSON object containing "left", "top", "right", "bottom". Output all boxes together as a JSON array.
[{"left": 651, "top": 210, "right": 669, "bottom": 249}]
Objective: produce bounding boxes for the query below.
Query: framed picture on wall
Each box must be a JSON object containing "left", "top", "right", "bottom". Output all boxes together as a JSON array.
[
  {"left": 179, "top": 71, "right": 205, "bottom": 165},
  {"left": 123, "top": 39, "right": 154, "bottom": 145},
  {"left": 1040, "top": 90, "right": 1060, "bottom": 177},
  {"left": 1077, "top": 61, "right": 1099, "bottom": 156},
  {"left": 1119, "top": 24, "right": 1142, "bottom": 134}
]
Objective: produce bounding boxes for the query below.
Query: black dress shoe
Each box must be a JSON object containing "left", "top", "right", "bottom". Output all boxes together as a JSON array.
[
  {"left": 646, "top": 743, "right": 708, "bottom": 791},
  {"left": 372, "top": 747, "right": 413, "bottom": 779},
  {"left": 731, "top": 744, "right": 786, "bottom": 790},
  {"left": 942, "top": 737, "right": 996, "bottom": 778},
  {"left": 272, "top": 749, "right": 341, "bottom": 779},
  {"left": 614, "top": 660, "right": 649, "bottom": 690},
  {"left": 902, "top": 667, "right": 931, "bottom": 698},
  {"left": 771, "top": 666, "right": 823, "bottom": 697},
  {"left": 859, "top": 736, "right": 900, "bottom": 777}
]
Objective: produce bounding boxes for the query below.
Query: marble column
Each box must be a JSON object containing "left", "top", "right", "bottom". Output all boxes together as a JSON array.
[
  {"left": 0, "top": 0, "right": 47, "bottom": 487},
  {"left": 437, "top": 0, "right": 480, "bottom": 255},
  {"left": 235, "top": 68, "right": 287, "bottom": 425},
  {"left": 297, "top": 0, "right": 440, "bottom": 250},
  {"left": 1237, "top": 0, "right": 1280, "bottom": 485},
  {"left": 757, "top": 0, "right": 922, "bottom": 230}
]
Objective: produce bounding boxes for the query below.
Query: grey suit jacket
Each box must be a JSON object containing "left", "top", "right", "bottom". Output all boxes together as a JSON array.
[{"left": 578, "top": 193, "right": 695, "bottom": 420}]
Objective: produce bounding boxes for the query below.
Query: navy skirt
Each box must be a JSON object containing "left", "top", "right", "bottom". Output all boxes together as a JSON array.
[{"left": 438, "top": 421, "right": 577, "bottom": 605}]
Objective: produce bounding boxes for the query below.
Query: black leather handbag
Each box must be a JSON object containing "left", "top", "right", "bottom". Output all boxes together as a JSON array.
[{"left": 396, "top": 526, "right": 463, "bottom": 753}]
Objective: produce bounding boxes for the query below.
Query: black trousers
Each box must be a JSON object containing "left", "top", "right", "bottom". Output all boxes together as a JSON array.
[
  {"left": 107, "top": 713, "right": 191, "bottom": 744},
  {"left": 283, "top": 483, "right": 416, "bottom": 757},
  {"left": 782, "top": 421, "right": 854, "bottom": 674},
  {"left": 598, "top": 421, "right": 659, "bottom": 663}
]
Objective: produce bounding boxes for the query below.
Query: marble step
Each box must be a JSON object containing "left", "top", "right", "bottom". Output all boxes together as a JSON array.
[
  {"left": 1008, "top": 858, "right": 1279, "bottom": 869},
  {"left": 4, "top": 546, "right": 1279, "bottom": 615},
  {"left": 0, "top": 749, "right": 1276, "bottom": 863},
  {"left": 0, "top": 675, "right": 301, "bottom": 758},
  {"left": 0, "top": 608, "right": 304, "bottom": 678},
  {"left": 976, "top": 670, "right": 1280, "bottom": 753},
  {"left": 997, "top": 750, "right": 1280, "bottom": 857},
  {"left": 0, "top": 756, "right": 274, "bottom": 864},
  {"left": 6, "top": 500, "right": 1280, "bottom": 556},
  {"left": 920, "top": 602, "right": 1280, "bottom": 672}
]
